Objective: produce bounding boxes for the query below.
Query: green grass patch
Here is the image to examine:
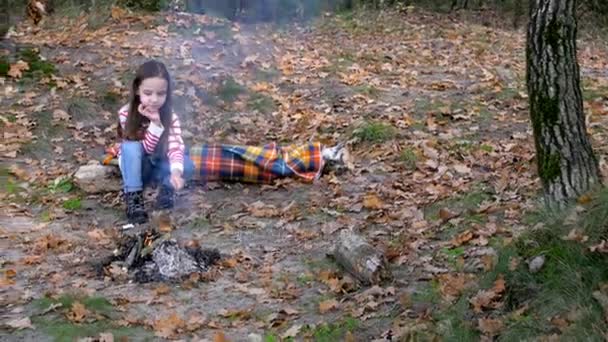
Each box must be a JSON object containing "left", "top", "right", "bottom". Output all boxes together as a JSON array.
[
  {"left": 30, "top": 317, "right": 151, "bottom": 342},
  {"left": 62, "top": 198, "right": 82, "bottom": 211},
  {"left": 215, "top": 77, "right": 246, "bottom": 104},
  {"left": 48, "top": 177, "right": 74, "bottom": 194},
  {"left": 304, "top": 316, "right": 360, "bottom": 342},
  {"left": 100, "top": 90, "right": 122, "bottom": 111},
  {"left": 296, "top": 272, "right": 314, "bottom": 285},
  {"left": 264, "top": 334, "right": 280, "bottom": 342},
  {"left": 189, "top": 216, "right": 210, "bottom": 230},
  {"left": 495, "top": 87, "right": 520, "bottom": 101},
  {"left": 435, "top": 295, "right": 480, "bottom": 341},
  {"left": 436, "top": 187, "right": 608, "bottom": 340},
  {"left": 399, "top": 148, "right": 419, "bottom": 170},
  {"left": 33, "top": 294, "right": 114, "bottom": 315},
  {"left": 424, "top": 186, "right": 493, "bottom": 221},
  {"left": 0, "top": 56, "right": 9, "bottom": 77},
  {"left": 479, "top": 144, "right": 494, "bottom": 153},
  {"left": 412, "top": 279, "right": 441, "bottom": 305},
  {"left": 247, "top": 93, "right": 277, "bottom": 114},
  {"left": 583, "top": 85, "right": 608, "bottom": 102},
  {"left": 352, "top": 121, "right": 396, "bottom": 143},
  {"left": 8, "top": 48, "right": 57, "bottom": 80}
]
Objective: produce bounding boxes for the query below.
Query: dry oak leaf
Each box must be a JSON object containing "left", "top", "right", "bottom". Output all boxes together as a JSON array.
[
  {"left": 8, "top": 61, "right": 29, "bottom": 78},
  {"left": 470, "top": 275, "right": 506, "bottom": 313},
  {"left": 153, "top": 313, "right": 186, "bottom": 338},
  {"left": 478, "top": 317, "right": 504, "bottom": 336},
  {"left": 66, "top": 302, "right": 89, "bottom": 323},
  {"left": 319, "top": 299, "right": 339, "bottom": 313}
]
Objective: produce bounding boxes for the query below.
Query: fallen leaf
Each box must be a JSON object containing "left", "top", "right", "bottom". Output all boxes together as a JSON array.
[
  {"left": 363, "top": 194, "right": 384, "bottom": 210},
  {"left": 153, "top": 213, "right": 173, "bottom": 233},
  {"left": 281, "top": 324, "right": 303, "bottom": 339},
  {"left": 213, "top": 331, "right": 228, "bottom": 342},
  {"left": 9, "top": 165, "right": 29, "bottom": 180},
  {"left": 154, "top": 284, "right": 171, "bottom": 296},
  {"left": 470, "top": 275, "right": 506, "bottom": 313},
  {"left": 451, "top": 230, "right": 474, "bottom": 247},
  {"left": 590, "top": 240, "right": 608, "bottom": 253},
  {"left": 154, "top": 313, "right": 186, "bottom": 339},
  {"left": 562, "top": 228, "right": 588, "bottom": 243},
  {"left": 185, "top": 313, "right": 206, "bottom": 331},
  {"left": 21, "top": 255, "right": 43, "bottom": 265},
  {"left": 5, "top": 317, "right": 33, "bottom": 330},
  {"left": 99, "top": 332, "right": 114, "bottom": 342},
  {"left": 87, "top": 229, "right": 110, "bottom": 241},
  {"left": 52, "top": 109, "right": 71, "bottom": 122},
  {"left": 439, "top": 208, "right": 458, "bottom": 221},
  {"left": 221, "top": 258, "right": 238, "bottom": 268},
  {"left": 5, "top": 269, "right": 16, "bottom": 278},
  {"left": 110, "top": 5, "right": 127, "bottom": 20},
  {"left": 437, "top": 273, "right": 475, "bottom": 300},
  {"left": 550, "top": 316, "right": 570, "bottom": 331},
  {"left": 66, "top": 302, "right": 89, "bottom": 323},
  {"left": 247, "top": 201, "right": 279, "bottom": 217},
  {"left": 478, "top": 317, "right": 504, "bottom": 336},
  {"left": 453, "top": 163, "right": 472, "bottom": 174},
  {"left": 8, "top": 61, "right": 29, "bottom": 78},
  {"left": 319, "top": 299, "right": 339, "bottom": 313}
]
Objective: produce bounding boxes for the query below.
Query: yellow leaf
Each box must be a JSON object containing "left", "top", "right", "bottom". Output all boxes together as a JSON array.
[
  {"left": 451, "top": 230, "right": 474, "bottom": 247},
  {"left": 66, "top": 302, "right": 89, "bottom": 323},
  {"left": 8, "top": 61, "right": 29, "bottom": 78},
  {"left": 213, "top": 331, "right": 229, "bottom": 342},
  {"left": 154, "top": 313, "right": 186, "bottom": 339},
  {"left": 154, "top": 284, "right": 171, "bottom": 296},
  {"left": 319, "top": 299, "right": 339, "bottom": 313},
  {"left": 478, "top": 317, "right": 504, "bottom": 336},
  {"left": 5, "top": 269, "right": 17, "bottom": 278},
  {"left": 363, "top": 194, "right": 384, "bottom": 210},
  {"left": 111, "top": 6, "right": 126, "bottom": 20}
]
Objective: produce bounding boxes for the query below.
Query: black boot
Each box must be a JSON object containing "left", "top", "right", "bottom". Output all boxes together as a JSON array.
[
  {"left": 155, "top": 184, "right": 175, "bottom": 210},
  {"left": 125, "top": 191, "right": 148, "bottom": 224}
]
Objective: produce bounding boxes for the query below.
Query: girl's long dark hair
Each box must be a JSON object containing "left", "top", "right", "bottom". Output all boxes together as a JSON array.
[{"left": 119, "top": 60, "right": 173, "bottom": 155}]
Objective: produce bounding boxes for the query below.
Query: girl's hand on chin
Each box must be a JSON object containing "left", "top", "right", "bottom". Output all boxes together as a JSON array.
[{"left": 138, "top": 104, "right": 161, "bottom": 124}]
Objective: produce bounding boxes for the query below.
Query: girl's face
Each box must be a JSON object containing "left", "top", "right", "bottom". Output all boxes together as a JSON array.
[{"left": 138, "top": 76, "right": 168, "bottom": 111}]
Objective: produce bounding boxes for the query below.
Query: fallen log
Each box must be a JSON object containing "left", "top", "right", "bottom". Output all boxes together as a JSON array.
[{"left": 333, "top": 230, "right": 391, "bottom": 286}]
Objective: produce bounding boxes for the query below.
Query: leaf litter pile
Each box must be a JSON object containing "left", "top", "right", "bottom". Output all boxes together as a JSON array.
[{"left": 2, "top": 5, "right": 608, "bottom": 341}]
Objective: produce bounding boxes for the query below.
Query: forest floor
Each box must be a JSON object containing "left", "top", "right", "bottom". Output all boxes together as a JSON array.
[{"left": 2, "top": 5, "right": 608, "bottom": 341}]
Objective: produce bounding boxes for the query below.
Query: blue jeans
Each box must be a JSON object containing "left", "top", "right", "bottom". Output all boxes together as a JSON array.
[{"left": 120, "top": 141, "right": 194, "bottom": 193}]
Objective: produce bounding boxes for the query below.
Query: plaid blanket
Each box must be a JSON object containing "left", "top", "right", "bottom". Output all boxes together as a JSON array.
[{"left": 189, "top": 142, "right": 324, "bottom": 184}]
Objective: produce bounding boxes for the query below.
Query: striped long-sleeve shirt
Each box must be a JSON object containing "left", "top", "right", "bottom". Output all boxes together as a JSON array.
[{"left": 110, "top": 105, "right": 185, "bottom": 173}]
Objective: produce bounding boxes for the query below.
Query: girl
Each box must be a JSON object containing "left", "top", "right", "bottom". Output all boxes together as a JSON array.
[
  {"left": 108, "top": 60, "right": 350, "bottom": 224},
  {"left": 109, "top": 60, "right": 186, "bottom": 224}
]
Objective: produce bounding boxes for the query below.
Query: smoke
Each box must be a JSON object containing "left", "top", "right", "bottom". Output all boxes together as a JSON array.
[{"left": 190, "top": 0, "right": 353, "bottom": 23}]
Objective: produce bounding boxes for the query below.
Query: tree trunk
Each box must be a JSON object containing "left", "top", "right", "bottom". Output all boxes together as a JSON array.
[{"left": 526, "top": 0, "right": 601, "bottom": 207}]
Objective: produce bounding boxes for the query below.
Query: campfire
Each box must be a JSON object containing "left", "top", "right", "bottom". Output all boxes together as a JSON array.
[{"left": 101, "top": 226, "right": 221, "bottom": 283}]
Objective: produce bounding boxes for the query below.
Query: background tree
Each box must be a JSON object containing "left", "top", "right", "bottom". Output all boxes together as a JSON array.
[{"left": 526, "top": 0, "right": 601, "bottom": 207}]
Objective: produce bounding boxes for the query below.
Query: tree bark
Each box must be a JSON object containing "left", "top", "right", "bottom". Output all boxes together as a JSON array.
[{"left": 526, "top": 0, "right": 601, "bottom": 207}]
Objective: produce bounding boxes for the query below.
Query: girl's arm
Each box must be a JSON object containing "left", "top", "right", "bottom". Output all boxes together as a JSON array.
[
  {"left": 142, "top": 121, "right": 164, "bottom": 154},
  {"left": 166, "top": 113, "right": 185, "bottom": 173}
]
